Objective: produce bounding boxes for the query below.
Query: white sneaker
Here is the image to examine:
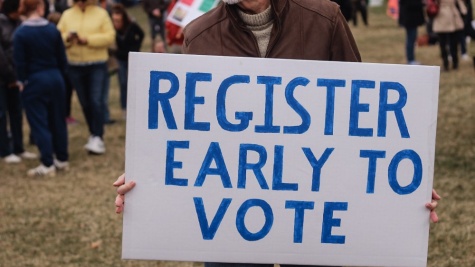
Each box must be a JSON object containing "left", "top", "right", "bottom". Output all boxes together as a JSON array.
[
  {"left": 54, "top": 159, "right": 70, "bottom": 171},
  {"left": 408, "top": 60, "right": 421, "bottom": 65},
  {"left": 4, "top": 154, "right": 21, "bottom": 163},
  {"left": 19, "top": 151, "right": 37, "bottom": 159},
  {"left": 462, "top": 54, "right": 470, "bottom": 61},
  {"left": 85, "top": 136, "right": 106, "bottom": 154},
  {"left": 27, "top": 164, "right": 56, "bottom": 177},
  {"left": 84, "top": 136, "right": 94, "bottom": 149}
]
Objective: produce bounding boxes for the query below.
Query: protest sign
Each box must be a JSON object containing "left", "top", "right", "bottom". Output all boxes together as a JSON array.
[
  {"left": 167, "top": 0, "right": 218, "bottom": 27},
  {"left": 122, "top": 53, "right": 440, "bottom": 267}
]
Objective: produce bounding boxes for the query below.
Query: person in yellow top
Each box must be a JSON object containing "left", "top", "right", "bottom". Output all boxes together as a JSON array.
[{"left": 57, "top": 0, "right": 115, "bottom": 155}]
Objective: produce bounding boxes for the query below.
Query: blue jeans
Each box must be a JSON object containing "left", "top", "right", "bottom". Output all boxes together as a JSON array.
[
  {"left": 22, "top": 69, "right": 68, "bottom": 166},
  {"left": 0, "top": 84, "right": 25, "bottom": 157},
  {"left": 103, "top": 66, "right": 111, "bottom": 122},
  {"left": 118, "top": 59, "right": 128, "bottom": 110},
  {"left": 405, "top": 26, "right": 418, "bottom": 63},
  {"left": 68, "top": 63, "right": 108, "bottom": 138}
]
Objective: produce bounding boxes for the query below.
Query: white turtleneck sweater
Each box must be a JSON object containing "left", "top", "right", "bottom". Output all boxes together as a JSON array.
[{"left": 238, "top": 6, "right": 274, "bottom": 57}]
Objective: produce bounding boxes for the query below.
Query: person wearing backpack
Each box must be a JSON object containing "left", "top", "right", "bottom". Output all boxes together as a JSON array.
[{"left": 398, "top": 0, "right": 426, "bottom": 65}]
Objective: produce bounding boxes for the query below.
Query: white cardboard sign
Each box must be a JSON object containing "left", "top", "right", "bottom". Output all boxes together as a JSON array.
[{"left": 123, "top": 53, "right": 440, "bottom": 267}]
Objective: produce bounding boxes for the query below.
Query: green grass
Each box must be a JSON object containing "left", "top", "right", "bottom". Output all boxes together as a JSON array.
[{"left": 0, "top": 3, "right": 474, "bottom": 267}]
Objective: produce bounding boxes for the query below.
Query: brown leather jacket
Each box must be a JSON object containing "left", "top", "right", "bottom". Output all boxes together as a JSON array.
[{"left": 183, "top": 0, "right": 361, "bottom": 62}]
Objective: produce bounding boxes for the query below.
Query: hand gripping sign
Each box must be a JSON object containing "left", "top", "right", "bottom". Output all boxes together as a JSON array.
[{"left": 122, "top": 53, "right": 439, "bottom": 267}]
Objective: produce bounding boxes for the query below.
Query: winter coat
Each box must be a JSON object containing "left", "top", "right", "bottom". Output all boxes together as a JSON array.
[
  {"left": 433, "top": 0, "right": 467, "bottom": 33},
  {"left": 0, "top": 14, "right": 20, "bottom": 84},
  {"left": 115, "top": 21, "right": 144, "bottom": 61},
  {"left": 57, "top": 3, "right": 115, "bottom": 64},
  {"left": 183, "top": 0, "right": 361, "bottom": 62},
  {"left": 398, "top": 0, "right": 425, "bottom": 28}
]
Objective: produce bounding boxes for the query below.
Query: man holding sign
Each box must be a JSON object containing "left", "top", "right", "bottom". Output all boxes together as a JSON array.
[{"left": 115, "top": 0, "right": 441, "bottom": 266}]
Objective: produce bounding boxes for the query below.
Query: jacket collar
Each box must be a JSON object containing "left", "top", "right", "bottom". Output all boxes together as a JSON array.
[{"left": 22, "top": 17, "right": 49, "bottom": 26}]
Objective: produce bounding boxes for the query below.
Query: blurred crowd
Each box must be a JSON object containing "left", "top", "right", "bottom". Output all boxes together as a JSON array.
[
  {"left": 0, "top": 0, "right": 182, "bottom": 177},
  {"left": 398, "top": 0, "right": 474, "bottom": 70},
  {"left": 1, "top": 0, "right": 474, "bottom": 177},
  {"left": 335, "top": 0, "right": 475, "bottom": 69}
]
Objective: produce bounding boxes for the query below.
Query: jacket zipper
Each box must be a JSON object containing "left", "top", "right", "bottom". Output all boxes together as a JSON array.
[{"left": 264, "top": 2, "right": 282, "bottom": 58}]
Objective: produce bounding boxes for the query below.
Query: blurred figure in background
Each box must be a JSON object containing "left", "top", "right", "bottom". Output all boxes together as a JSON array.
[
  {"left": 110, "top": 3, "right": 144, "bottom": 119},
  {"left": 98, "top": 0, "right": 116, "bottom": 125},
  {"left": 458, "top": 0, "right": 472, "bottom": 61},
  {"left": 98, "top": 0, "right": 111, "bottom": 13},
  {"left": 152, "top": 35, "right": 166, "bottom": 53},
  {"left": 13, "top": 0, "right": 69, "bottom": 176},
  {"left": 398, "top": 0, "right": 425, "bottom": 65},
  {"left": 351, "top": 0, "right": 368, "bottom": 26},
  {"left": 433, "top": 0, "right": 466, "bottom": 71},
  {"left": 330, "top": 0, "right": 353, "bottom": 21},
  {"left": 53, "top": 0, "right": 70, "bottom": 13},
  {"left": 142, "top": 0, "right": 170, "bottom": 46},
  {"left": 0, "top": 0, "right": 37, "bottom": 164},
  {"left": 164, "top": 0, "right": 183, "bottom": 53},
  {"left": 47, "top": 11, "right": 78, "bottom": 125},
  {"left": 57, "top": 0, "right": 115, "bottom": 155}
]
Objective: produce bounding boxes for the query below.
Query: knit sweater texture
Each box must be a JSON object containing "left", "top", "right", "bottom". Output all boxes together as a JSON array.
[{"left": 238, "top": 6, "right": 273, "bottom": 57}]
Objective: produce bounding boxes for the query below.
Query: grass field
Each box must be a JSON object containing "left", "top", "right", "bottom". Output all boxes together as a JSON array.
[{"left": 0, "top": 3, "right": 474, "bottom": 267}]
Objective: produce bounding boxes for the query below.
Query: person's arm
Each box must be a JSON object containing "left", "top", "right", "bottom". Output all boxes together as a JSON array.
[
  {"left": 12, "top": 32, "right": 28, "bottom": 84},
  {"left": 457, "top": 0, "right": 468, "bottom": 15},
  {"left": 84, "top": 12, "right": 116, "bottom": 48},
  {"left": 116, "top": 23, "right": 144, "bottom": 60},
  {"left": 157, "top": 0, "right": 170, "bottom": 14},
  {"left": 142, "top": 0, "right": 154, "bottom": 16},
  {"left": 130, "top": 22, "right": 145, "bottom": 52},
  {"left": 113, "top": 173, "right": 442, "bottom": 222},
  {"left": 0, "top": 44, "right": 17, "bottom": 85},
  {"left": 57, "top": 15, "right": 73, "bottom": 44},
  {"left": 55, "top": 28, "right": 68, "bottom": 74},
  {"left": 330, "top": 8, "right": 362, "bottom": 62}
]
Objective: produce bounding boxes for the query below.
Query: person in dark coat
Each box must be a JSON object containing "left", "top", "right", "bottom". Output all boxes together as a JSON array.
[
  {"left": 459, "top": 0, "right": 473, "bottom": 60},
  {"left": 331, "top": 0, "right": 353, "bottom": 21},
  {"left": 110, "top": 3, "right": 144, "bottom": 118},
  {"left": 0, "top": 0, "right": 37, "bottom": 163},
  {"left": 351, "top": 0, "right": 369, "bottom": 26},
  {"left": 142, "top": 0, "right": 170, "bottom": 43},
  {"left": 398, "top": 0, "right": 426, "bottom": 64},
  {"left": 13, "top": 0, "right": 69, "bottom": 176}
]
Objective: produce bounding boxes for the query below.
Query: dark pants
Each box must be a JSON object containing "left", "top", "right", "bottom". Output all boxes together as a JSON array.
[
  {"left": 22, "top": 70, "right": 68, "bottom": 166},
  {"left": 148, "top": 15, "right": 166, "bottom": 42},
  {"left": 103, "top": 66, "right": 111, "bottom": 123},
  {"left": 459, "top": 29, "right": 467, "bottom": 55},
  {"left": 405, "top": 26, "right": 418, "bottom": 63},
  {"left": 205, "top": 263, "right": 338, "bottom": 267},
  {"left": 351, "top": 0, "right": 368, "bottom": 26},
  {"left": 118, "top": 59, "right": 128, "bottom": 110},
  {"left": 438, "top": 31, "right": 460, "bottom": 70},
  {"left": 0, "top": 84, "right": 24, "bottom": 157},
  {"left": 63, "top": 72, "right": 74, "bottom": 118},
  {"left": 68, "top": 63, "right": 108, "bottom": 138}
]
